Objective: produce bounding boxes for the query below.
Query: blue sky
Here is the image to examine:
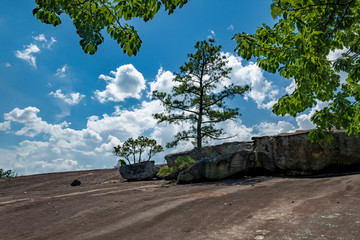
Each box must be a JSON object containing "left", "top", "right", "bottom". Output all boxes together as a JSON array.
[{"left": 0, "top": 1, "right": 319, "bottom": 175}]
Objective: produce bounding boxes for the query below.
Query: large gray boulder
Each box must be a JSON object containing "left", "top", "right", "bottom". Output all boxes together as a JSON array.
[
  {"left": 165, "top": 141, "right": 253, "bottom": 167},
  {"left": 119, "top": 161, "right": 160, "bottom": 181},
  {"left": 177, "top": 146, "right": 255, "bottom": 184},
  {"left": 253, "top": 129, "right": 360, "bottom": 175}
]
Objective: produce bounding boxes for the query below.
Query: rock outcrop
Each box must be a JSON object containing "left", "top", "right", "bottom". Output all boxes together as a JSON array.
[
  {"left": 177, "top": 148, "right": 255, "bottom": 184},
  {"left": 253, "top": 129, "right": 360, "bottom": 175},
  {"left": 165, "top": 141, "right": 253, "bottom": 167},
  {"left": 119, "top": 161, "right": 160, "bottom": 181},
  {"left": 168, "top": 130, "right": 360, "bottom": 183}
]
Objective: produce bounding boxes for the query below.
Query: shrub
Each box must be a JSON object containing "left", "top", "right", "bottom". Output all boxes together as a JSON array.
[
  {"left": 157, "top": 156, "right": 196, "bottom": 179},
  {"left": 113, "top": 136, "right": 163, "bottom": 165},
  {"left": 0, "top": 168, "right": 17, "bottom": 178}
]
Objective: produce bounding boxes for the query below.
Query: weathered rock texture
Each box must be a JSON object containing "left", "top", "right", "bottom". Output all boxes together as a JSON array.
[
  {"left": 119, "top": 161, "right": 160, "bottom": 181},
  {"left": 253, "top": 129, "right": 360, "bottom": 175},
  {"left": 177, "top": 148, "right": 255, "bottom": 184},
  {"left": 169, "top": 130, "right": 360, "bottom": 183},
  {"left": 165, "top": 141, "right": 253, "bottom": 167}
]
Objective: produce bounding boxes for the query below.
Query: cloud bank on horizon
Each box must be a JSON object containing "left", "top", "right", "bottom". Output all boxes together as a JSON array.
[{"left": 1, "top": 44, "right": 319, "bottom": 175}]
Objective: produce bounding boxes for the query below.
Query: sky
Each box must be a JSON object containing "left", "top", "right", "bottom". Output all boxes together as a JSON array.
[{"left": 0, "top": 0, "right": 321, "bottom": 175}]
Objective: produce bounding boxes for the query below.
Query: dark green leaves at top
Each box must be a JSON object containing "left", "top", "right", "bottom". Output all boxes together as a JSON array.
[
  {"left": 234, "top": 0, "right": 360, "bottom": 141},
  {"left": 33, "top": 0, "right": 188, "bottom": 55}
]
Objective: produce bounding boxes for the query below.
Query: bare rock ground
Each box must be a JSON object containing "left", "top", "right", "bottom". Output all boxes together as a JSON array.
[{"left": 0, "top": 169, "right": 359, "bottom": 240}]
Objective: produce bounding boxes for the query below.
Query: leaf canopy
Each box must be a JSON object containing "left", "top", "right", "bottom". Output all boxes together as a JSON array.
[
  {"left": 233, "top": 0, "right": 360, "bottom": 141},
  {"left": 33, "top": 0, "right": 188, "bottom": 55}
]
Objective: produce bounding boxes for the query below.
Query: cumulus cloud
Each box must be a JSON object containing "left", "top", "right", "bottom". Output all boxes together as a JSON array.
[
  {"left": 208, "top": 29, "right": 216, "bottom": 38},
  {"left": 49, "top": 89, "right": 85, "bottom": 105},
  {"left": 15, "top": 44, "right": 40, "bottom": 68},
  {"left": 0, "top": 106, "right": 104, "bottom": 175},
  {"left": 149, "top": 67, "right": 176, "bottom": 96},
  {"left": 254, "top": 121, "right": 296, "bottom": 136},
  {"left": 296, "top": 101, "right": 330, "bottom": 130},
  {"left": 95, "top": 64, "right": 146, "bottom": 103},
  {"left": 87, "top": 101, "right": 161, "bottom": 137},
  {"left": 15, "top": 34, "right": 56, "bottom": 68},
  {"left": 55, "top": 65, "right": 67, "bottom": 78},
  {"left": 33, "top": 34, "right": 47, "bottom": 42},
  {"left": 224, "top": 52, "right": 279, "bottom": 109},
  {"left": 0, "top": 120, "right": 10, "bottom": 131},
  {"left": 5, "top": 62, "right": 11, "bottom": 67},
  {"left": 3, "top": 106, "right": 101, "bottom": 142},
  {"left": 95, "top": 135, "right": 121, "bottom": 156},
  {"left": 227, "top": 25, "right": 234, "bottom": 31},
  {"left": 33, "top": 34, "right": 56, "bottom": 48},
  {"left": 285, "top": 79, "right": 297, "bottom": 94}
]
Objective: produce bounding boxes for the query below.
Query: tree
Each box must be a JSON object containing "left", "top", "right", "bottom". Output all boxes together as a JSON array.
[
  {"left": 113, "top": 136, "right": 163, "bottom": 164},
  {"left": 153, "top": 39, "right": 249, "bottom": 159},
  {"left": 233, "top": 0, "right": 360, "bottom": 141},
  {"left": 33, "top": 0, "right": 188, "bottom": 56},
  {"left": 0, "top": 168, "right": 17, "bottom": 178}
]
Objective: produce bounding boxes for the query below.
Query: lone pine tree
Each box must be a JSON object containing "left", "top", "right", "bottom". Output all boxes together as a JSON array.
[{"left": 153, "top": 39, "right": 249, "bottom": 160}]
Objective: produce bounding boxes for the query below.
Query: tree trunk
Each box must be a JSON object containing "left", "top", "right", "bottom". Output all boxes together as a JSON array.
[
  {"left": 197, "top": 119, "right": 202, "bottom": 160},
  {"left": 197, "top": 68, "right": 204, "bottom": 161}
]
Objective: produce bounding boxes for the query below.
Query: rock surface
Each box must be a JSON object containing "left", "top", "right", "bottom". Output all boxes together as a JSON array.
[
  {"left": 165, "top": 141, "right": 253, "bottom": 167},
  {"left": 253, "top": 129, "right": 360, "bottom": 175},
  {"left": 119, "top": 161, "right": 160, "bottom": 181},
  {"left": 1, "top": 169, "right": 359, "bottom": 240},
  {"left": 177, "top": 148, "right": 255, "bottom": 184},
  {"left": 168, "top": 130, "right": 360, "bottom": 183}
]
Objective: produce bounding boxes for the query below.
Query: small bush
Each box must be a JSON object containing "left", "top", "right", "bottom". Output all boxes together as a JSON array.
[
  {"left": 157, "top": 156, "right": 196, "bottom": 179},
  {"left": 113, "top": 136, "right": 163, "bottom": 165},
  {"left": 0, "top": 168, "right": 17, "bottom": 179}
]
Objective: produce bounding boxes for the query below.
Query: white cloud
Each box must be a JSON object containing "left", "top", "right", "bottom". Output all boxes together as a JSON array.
[
  {"left": 296, "top": 101, "right": 329, "bottom": 130},
  {"left": 33, "top": 34, "right": 56, "bottom": 48},
  {"left": 95, "top": 64, "right": 146, "bottom": 103},
  {"left": 15, "top": 34, "right": 56, "bottom": 68},
  {"left": 149, "top": 67, "right": 176, "bottom": 96},
  {"left": 0, "top": 120, "right": 10, "bottom": 131},
  {"left": 224, "top": 52, "right": 279, "bottom": 109},
  {"left": 47, "top": 37, "right": 57, "bottom": 49},
  {"left": 214, "top": 119, "right": 253, "bottom": 143},
  {"left": 327, "top": 48, "right": 348, "bottom": 62},
  {"left": 5, "top": 62, "right": 11, "bottom": 67},
  {"left": 55, "top": 64, "right": 67, "bottom": 78},
  {"left": 3, "top": 106, "right": 101, "bottom": 142},
  {"left": 0, "top": 106, "right": 105, "bottom": 175},
  {"left": 15, "top": 43, "right": 40, "bottom": 68},
  {"left": 227, "top": 25, "right": 234, "bottom": 31},
  {"left": 254, "top": 121, "right": 296, "bottom": 136},
  {"left": 49, "top": 89, "right": 85, "bottom": 105},
  {"left": 285, "top": 79, "right": 296, "bottom": 94},
  {"left": 208, "top": 29, "right": 216, "bottom": 38},
  {"left": 33, "top": 34, "right": 47, "bottom": 42},
  {"left": 95, "top": 135, "right": 121, "bottom": 156},
  {"left": 87, "top": 101, "right": 161, "bottom": 137}
]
